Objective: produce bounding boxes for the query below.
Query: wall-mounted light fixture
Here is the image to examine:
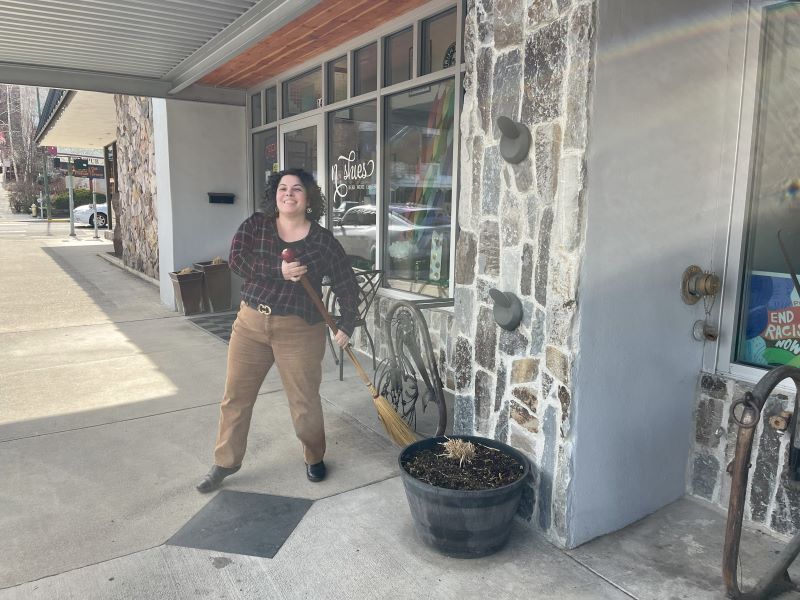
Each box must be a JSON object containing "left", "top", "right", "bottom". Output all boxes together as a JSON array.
[{"left": 496, "top": 116, "right": 531, "bottom": 164}]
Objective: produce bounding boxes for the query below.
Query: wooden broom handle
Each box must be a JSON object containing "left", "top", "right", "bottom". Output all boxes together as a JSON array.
[
  {"left": 298, "top": 274, "right": 377, "bottom": 390},
  {"left": 297, "top": 275, "right": 339, "bottom": 333},
  {"left": 281, "top": 248, "right": 376, "bottom": 391}
]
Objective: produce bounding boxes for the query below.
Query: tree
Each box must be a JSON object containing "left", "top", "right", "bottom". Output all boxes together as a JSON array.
[{"left": 0, "top": 85, "right": 48, "bottom": 212}]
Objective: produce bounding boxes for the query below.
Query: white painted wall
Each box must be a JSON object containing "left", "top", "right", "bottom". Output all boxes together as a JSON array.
[
  {"left": 153, "top": 99, "right": 248, "bottom": 308},
  {"left": 569, "top": 0, "right": 736, "bottom": 546}
]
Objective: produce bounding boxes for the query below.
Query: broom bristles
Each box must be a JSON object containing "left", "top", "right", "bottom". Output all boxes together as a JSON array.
[{"left": 373, "top": 394, "right": 418, "bottom": 446}]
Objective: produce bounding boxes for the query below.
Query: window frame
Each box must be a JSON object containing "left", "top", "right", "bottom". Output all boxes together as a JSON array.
[
  {"left": 245, "top": 0, "right": 463, "bottom": 299},
  {"left": 707, "top": 0, "right": 798, "bottom": 387},
  {"left": 281, "top": 66, "right": 323, "bottom": 119},
  {"left": 419, "top": 6, "right": 458, "bottom": 77}
]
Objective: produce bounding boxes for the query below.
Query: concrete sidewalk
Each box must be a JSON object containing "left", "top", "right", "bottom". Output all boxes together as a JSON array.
[{"left": 1, "top": 204, "right": 799, "bottom": 598}]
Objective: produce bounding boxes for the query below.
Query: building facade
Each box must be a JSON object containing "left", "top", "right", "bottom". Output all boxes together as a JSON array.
[{"left": 25, "top": 0, "right": 800, "bottom": 549}]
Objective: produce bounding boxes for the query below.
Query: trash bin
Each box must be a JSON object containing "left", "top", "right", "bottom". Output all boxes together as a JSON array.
[
  {"left": 169, "top": 270, "right": 204, "bottom": 315},
  {"left": 193, "top": 260, "right": 231, "bottom": 312}
]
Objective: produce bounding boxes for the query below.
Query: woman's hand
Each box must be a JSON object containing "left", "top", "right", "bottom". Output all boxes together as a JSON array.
[
  {"left": 281, "top": 260, "right": 307, "bottom": 282},
  {"left": 333, "top": 331, "right": 350, "bottom": 348}
]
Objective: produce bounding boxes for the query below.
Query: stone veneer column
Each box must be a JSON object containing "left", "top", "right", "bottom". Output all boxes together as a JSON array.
[
  {"left": 452, "top": 0, "right": 595, "bottom": 545},
  {"left": 113, "top": 95, "right": 159, "bottom": 279},
  {"left": 691, "top": 373, "right": 800, "bottom": 537}
]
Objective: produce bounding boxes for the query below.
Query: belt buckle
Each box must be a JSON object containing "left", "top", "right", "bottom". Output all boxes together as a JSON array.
[{"left": 257, "top": 303, "right": 272, "bottom": 315}]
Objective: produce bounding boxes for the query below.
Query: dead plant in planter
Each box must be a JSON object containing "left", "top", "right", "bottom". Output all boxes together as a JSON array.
[{"left": 399, "top": 434, "right": 530, "bottom": 557}]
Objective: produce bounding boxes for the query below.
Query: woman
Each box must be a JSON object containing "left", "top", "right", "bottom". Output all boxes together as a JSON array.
[{"left": 197, "top": 168, "right": 360, "bottom": 492}]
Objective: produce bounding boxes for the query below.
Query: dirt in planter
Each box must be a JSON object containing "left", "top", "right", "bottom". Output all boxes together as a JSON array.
[{"left": 402, "top": 443, "right": 525, "bottom": 491}]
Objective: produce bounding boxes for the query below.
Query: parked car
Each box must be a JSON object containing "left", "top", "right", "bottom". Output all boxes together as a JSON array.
[
  {"left": 73, "top": 203, "right": 108, "bottom": 228},
  {"left": 333, "top": 203, "right": 450, "bottom": 280}
]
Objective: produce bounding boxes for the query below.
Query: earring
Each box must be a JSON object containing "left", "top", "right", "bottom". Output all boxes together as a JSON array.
[{"left": 306, "top": 207, "right": 312, "bottom": 214}]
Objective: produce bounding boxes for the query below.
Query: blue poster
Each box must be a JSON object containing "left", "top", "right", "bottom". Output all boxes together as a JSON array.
[{"left": 742, "top": 271, "right": 800, "bottom": 366}]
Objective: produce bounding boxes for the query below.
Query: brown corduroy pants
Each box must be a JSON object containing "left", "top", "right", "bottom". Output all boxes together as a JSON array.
[{"left": 213, "top": 301, "right": 327, "bottom": 468}]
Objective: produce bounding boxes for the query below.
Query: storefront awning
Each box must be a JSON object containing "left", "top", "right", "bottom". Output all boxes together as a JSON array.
[
  {"left": 36, "top": 91, "right": 116, "bottom": 149},
  {"left": 0, "top": 0, "right": 321, "bottom": 102},
  {"left": 198, "top": 0, "right": 434, "bottom": 89},
  {"left": 2, "top": 0, "right": 437, "bottom": 100}
]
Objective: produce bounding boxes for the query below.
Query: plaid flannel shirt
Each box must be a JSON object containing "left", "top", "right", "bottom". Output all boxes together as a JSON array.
[{"left": 229, "top": 213, "right": 360, "bottom": 336}]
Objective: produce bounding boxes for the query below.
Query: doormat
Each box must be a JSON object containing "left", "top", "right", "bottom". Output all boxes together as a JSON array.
[
  {"left": 167, "top": 490, "right": 314, "bottom": 558},
  {"left": 188, "top": 311, "right": 237, "bottom": 344}
]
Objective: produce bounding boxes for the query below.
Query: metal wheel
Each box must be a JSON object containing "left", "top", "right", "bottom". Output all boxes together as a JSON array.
[
  {"left": 90, "top": 213, "right": 107, "bottom": 228},
  {"left": 376, "top": 301, "right": 447, "bottom": 437}
]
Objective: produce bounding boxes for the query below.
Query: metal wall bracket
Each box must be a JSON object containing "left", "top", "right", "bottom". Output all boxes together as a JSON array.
[
  {"left": 489, "top": 288, "right": 523, "bottom": 331},
  {"left": 496, "top": 116, "right": 531, "bottom": 164},
  {"left": 681, "top": 265, "right": 720, "bottom": 305}
]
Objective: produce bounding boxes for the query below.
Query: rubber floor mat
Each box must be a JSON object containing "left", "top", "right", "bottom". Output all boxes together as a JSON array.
[
  {"left": 188, "top": 311, "right": 237, "bottom": 344},
  {"left": 167, "top": 491, "right": 314, "bottom": 558}
]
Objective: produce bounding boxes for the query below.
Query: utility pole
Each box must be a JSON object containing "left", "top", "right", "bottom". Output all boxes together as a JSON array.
[
  {"left": 90, "top": 172, "right": 98, "bottom": 239},
  {"left": 68, "top": 156, "right": 75, "bottom": 237},
  {"left": 35, "top": 88, "right": 50, "bottom": 222}
]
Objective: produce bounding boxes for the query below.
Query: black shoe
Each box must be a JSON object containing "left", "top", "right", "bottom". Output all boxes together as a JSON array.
[
  {"left": 306, "top": 461, "right": 326, "bottom": 482},
  {"left": 196, "top": 464, "right": 241, "bottom": 493}
]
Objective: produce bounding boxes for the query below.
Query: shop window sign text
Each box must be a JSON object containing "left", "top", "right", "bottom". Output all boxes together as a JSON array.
[{"left": 331, "top": 150, "right": 375, "bottom": 204}]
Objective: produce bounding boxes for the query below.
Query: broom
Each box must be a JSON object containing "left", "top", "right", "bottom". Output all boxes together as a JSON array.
[{"left": 281, "top": 248, "right": 417, "bottom": 447}]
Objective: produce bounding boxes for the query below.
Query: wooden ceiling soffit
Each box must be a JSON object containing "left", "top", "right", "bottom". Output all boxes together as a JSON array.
[{"left": 200, "top": 0, "right": 433, "bottom": 89}]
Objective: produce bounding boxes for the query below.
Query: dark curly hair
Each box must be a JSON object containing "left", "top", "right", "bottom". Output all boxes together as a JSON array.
[{"left": 261, "top": 168, "right": 325, "bottom": 223}]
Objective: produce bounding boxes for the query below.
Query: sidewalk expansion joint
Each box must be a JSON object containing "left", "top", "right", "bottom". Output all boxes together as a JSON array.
[
  {"left": 562, "top": 552, "right": 639, "bottom": 599},
  {"left": 0, "top": 400, "right": 222, "bottom": 444},
  {"left": 0, "top": 543, "right": 164, "bottom": 592},
  {"left": 1, "top": 314, "right": 185, "bottom": 336}
]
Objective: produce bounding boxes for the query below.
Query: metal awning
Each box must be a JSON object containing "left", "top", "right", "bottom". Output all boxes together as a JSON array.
[
  {"left": 0, "top": 0, "right": 320, "bottom": 101},
  {"left": 36, "top": 90, "right": 117, "bottom": 148}
]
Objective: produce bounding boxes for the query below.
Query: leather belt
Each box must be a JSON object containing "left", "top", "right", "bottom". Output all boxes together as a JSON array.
[{"left": 244, "top": 300, "right": 289, "bottom": 316}]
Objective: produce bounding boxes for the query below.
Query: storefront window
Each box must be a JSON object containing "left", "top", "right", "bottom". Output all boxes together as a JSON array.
[
  {"left": 250, "top": 92, "right": 262, "bottom": 128},
  {"left": 253, "top": 128, "right": 278, "bottom": 207},
  {"left": 385, "top": 27, "right": 413, "bottom": 86},
  {"left": 384, "top": 79, "right": 455, "bottom": 294},
  {"left": 265, "top": 86, "right": 277, "bottom": 123},
  {"left": 283, "top": 68, "right": 322, "bottom": 118},
  {"left": 736, "top": 2, "right": 800, "bottom": 368},
  {"left": 354, "top": 43, "right": 377, "bottom": 96},
  {"left": 328, "top": 101, "right": 377, "bottom": 270},
  {"left": 327, "top": 56, "right": 348, "bottom": 104},
  {"left": 421, "top": 8, "right": 457, "bottom": 75}
]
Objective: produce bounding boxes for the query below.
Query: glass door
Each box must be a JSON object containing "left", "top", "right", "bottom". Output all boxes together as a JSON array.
[{"left": 280, "top": 115, "right": 324, "bottom": 181}]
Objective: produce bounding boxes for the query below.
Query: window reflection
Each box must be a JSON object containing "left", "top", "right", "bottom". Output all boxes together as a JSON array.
[
  {"left": 421, "top": 8, "right": 457, "bottom": 75},
  {"left": 328, "top": 101, "right": 377, "bottom": 270},
  {"left": 283, "top": 68, "right": 322, "bottom": 118},
  {"left": 384, "top": 79, "right": 455, "bottom": 294},
  {"left": 327, "top": 56, "right": 348, "bottom": 104},
  {"left": 354, "top": 43, "right": 377, "bottom": 96},
  {"left": 737, "top": 3, "right": 800, "bottom": 367},
  {"left": 266, "top": 87, "right": 277, "bottom": 123},
  {"left": 385, "top": 27, "right": 413, "bottom": 86},
  {"left": 253, "top": 129, "right": 278, "bottom": 208},
  {"left": 251, "top": 92, "right": 262, "bottom": 128}
]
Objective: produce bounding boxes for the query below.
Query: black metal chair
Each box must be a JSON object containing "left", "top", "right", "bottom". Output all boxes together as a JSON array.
[{"left": 324, "top": 269, "right": 383, "bottom": 381}]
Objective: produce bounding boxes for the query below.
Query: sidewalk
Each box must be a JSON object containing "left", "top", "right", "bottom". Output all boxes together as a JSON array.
[{"left": 1, "top": 192, "right": 798, "bottom": 599}]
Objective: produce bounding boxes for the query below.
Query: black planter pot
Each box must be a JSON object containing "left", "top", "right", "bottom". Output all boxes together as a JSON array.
[
  {"left": 169, "top": 270, "right": 204, "bottom": 315},
  {"left": 399, "top": 435, "right": 530, "bottom": 558},
  {"left": 193, "top": 260, "right": 231, "bottom": 312}
]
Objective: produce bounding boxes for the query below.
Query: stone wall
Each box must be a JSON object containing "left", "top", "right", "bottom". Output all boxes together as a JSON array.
[
  {"left": 453, "top": 0, "right": 595, "bottom": 544},
  {"left": 114, "top": 96, "right": 158, "bottom": 278},
  {"left": 691, "top": 372, "right": 800, "bottom": 536}
]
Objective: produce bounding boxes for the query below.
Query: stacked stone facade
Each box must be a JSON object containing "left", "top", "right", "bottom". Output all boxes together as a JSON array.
[
  {"left": 451, "top": 0, "right": 595, "bottom": 545},
  {"left": 113, "top": 96, "right": 158, "bottom": 279},
  {"left": 691, "top": 373, "right": 800, "bottom": 536}
]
